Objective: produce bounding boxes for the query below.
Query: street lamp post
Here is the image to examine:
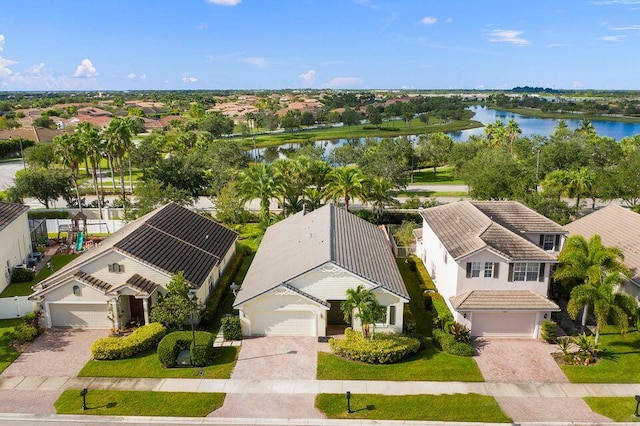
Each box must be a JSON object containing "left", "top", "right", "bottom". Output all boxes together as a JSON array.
[
  {"left": 80, "top": 388, "right": 88, "bottom": 411},
  {"left": 346, "top": 391, "right": 352, "bottom": 414}
]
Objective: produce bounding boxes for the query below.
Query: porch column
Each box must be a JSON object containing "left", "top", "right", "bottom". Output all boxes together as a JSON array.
[
  {"left": 142, "top": 298, "right": 150, "bottom": 325},
  {"left": 112, "top": 298, "right": 120, "bottom": 330}
]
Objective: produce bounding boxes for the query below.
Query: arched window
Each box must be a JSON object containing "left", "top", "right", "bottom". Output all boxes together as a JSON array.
[{"left": 72, "top": 285, "right": 81, "bottom": 296}]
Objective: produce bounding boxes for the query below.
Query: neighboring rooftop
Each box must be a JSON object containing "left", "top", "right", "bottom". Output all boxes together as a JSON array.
[
  {"left": 450, "top": 290, "right": 560, "bottom": 311},
  {"left": 565, "top": 204, "right": 640, "bottom": 285},
  {"left": 0, "top": 202, "right": 29, "bottom": 231},
  {"left": 420, "top": 201, "right": 563, "bottom": 261},
  {"left": 0, "top": 127, "right": 66, "bottom": 143},
  {"left": 234, "top": 203, "right": 408, "bottom": 307}
]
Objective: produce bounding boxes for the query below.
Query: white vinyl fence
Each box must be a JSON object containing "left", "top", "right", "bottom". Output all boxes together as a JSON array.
[{"left": 0, "top": 296, "right": 37, "bottom": 319}]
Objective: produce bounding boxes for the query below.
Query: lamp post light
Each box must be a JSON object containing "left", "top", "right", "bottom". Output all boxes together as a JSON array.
[
  {"left": 346, "top": 391, "right": 352, "bottom": 414},
  {"left": 634, "top": 395, "right": 640, "bottom": 417},
  {"left": 80, "top": 388, "right": 88, "bottom": 411}
]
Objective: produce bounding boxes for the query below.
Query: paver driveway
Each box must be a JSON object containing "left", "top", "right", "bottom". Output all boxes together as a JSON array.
[
  {"left": 210, "top": 336, "right": 324, "bottom": 419},
  {"left": 0, "top": 328, "right": 108, "bottom": 414},
  {"left": 474, "top": 337, "right": 568, "bottom": 383}
]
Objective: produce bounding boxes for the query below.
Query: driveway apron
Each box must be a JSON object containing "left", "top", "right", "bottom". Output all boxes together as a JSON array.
[{"left": 210, "top": 336, "right": 324, "bottom": 418}]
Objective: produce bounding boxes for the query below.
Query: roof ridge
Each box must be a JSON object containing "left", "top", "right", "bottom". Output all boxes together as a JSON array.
[{"left": 329, "top": 203, "right": 336, "bottom": 262}]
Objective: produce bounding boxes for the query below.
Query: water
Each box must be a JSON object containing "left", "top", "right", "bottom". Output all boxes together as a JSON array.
[{"left": 250, "top": 106, "right": 640, "bottom": 161}]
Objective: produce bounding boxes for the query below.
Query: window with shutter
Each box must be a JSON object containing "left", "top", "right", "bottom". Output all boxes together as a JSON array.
[
  {"left": 493, "top": 262, "right": 500, "bottom": 279},
  {"left": 389, "top": 305, "right": 396, "bottom": 325}
]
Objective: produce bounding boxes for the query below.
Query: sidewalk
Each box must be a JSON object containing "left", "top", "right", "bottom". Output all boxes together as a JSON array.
[{"left": 1, "top": 375, "right": 638, "bottom": 398}]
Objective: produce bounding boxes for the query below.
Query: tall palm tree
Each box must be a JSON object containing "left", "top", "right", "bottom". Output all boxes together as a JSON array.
[
  {"left": 578, "top": 119, "right": 596, "bottom": 136},
  {"left": 484, "top": 120, "right": 505, "bottom": 148},
  {"left": 554, "top": 234, "right": 629, "bottom": 331},
  {"left": 541, "top": 170, "right": 570, "bottom": 202},
  {"left": 340, "top": 285, "right": 385, "bottom": 340},
  {"left": 567, "top": 270, "right": 636, "bottom": 344},
  {"left": 505, "top": 119, "right": 522, "bottom": 154},
  {"left": 105, "top": 117, "right": 138, "bottom": 200},
  {"left": 325, "top": 166, "right": 367, "bottom": 211},
  {"left": 53, "top": 133, "right": 86, "bottom": 212},
  {"left": 77, "top": 122, "right": 105, "bottom": 221},
  {"left": 566, "top": 167, "right": 595, "bottom": 215},
  {"left": 237, "top": 163, "right": 285, "bottom": 223},
  {"left": 365, "top": 176, "right": 398, "bottom": 220}
]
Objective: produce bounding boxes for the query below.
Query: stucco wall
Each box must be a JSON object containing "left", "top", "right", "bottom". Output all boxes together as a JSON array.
[
  {"left": 420, "top": 222, "right": 459, "bottom": 303},
  {"left": 0, "top": 211, "right": 31, "bottom": 292}
]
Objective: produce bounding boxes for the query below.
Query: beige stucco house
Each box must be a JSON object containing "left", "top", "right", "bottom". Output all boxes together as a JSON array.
[
  {"left": 30, "top": 203, "right": 237, "bottom": 328},
  {"left": 418, "top": 201, "right": 565, "bottom": 338},
  {"left": 233, "top": 203, "right": 409, "bottom": 337},
  {"left": 565, "top": 204, "right": 640, "bottom": 301},
  {"left": 0, "top": 203, "right": 31, "bottom": 293}
]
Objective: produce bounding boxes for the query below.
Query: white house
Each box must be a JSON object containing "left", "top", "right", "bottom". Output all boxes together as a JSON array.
[
  {"left": 233, "top": 203, "right": 409, "bottom": 337},
  {"left": 565, "top": 204, "right": 640, "bottom": 301},
  {"left": 418, "top": 201, "right": 565, "bottom": 338},
  {"left": 0, "top": 203, "right": 31, "bottom": 293},
  {"left": 29, "top": 203, "right": 237, "bottom": 328}
]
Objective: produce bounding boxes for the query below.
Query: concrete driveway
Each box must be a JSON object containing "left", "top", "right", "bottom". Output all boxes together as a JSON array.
[
  {"left": 473, "top": 337, "right": 568, "bottom": 383},
  {"left": 210, "top": 336, "right": 324, "bottom": 419}
]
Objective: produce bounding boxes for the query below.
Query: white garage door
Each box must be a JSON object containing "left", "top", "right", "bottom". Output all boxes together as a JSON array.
[
  {"left": 251, "top": 310, "right": 316, "bottom": 336},
  {"left": 471, "top": 312, "right": 536, "bottom": 338},
  {"left": 49, "top": 303, "right": 110, "bottom": 328}
]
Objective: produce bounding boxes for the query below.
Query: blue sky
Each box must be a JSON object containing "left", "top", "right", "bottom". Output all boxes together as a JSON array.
[{"left": 1, "top": 0, "right": 639, "bottom": 90}]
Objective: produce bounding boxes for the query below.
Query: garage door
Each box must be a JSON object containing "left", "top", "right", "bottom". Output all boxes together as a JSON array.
[
  {"left": 471, "top": 312, "right": 536, "bottom": 338},
  {"left": 251, "top": 310, "right": 316, "bottom": 336},
  {"left": 49, "top": 303, "right": 110, "bottom": 328}
]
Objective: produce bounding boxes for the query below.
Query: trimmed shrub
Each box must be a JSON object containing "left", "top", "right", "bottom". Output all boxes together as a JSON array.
[
  {"left": 432, "top": 328, "right": 474, "bottom": 357},
  {"left": 403, "top": 305, "right": 416, "bottom": 334},
  {"left": 405, "top": 333, "right": 429, "bottom": 351},
  {"left": 329, "top": 328, "right": 420, "bottom": 364},
  {"left": 221, "top": 316, "right": 242, "bottom": 341},
  {"left": 201, "top": 252, "right": 243, "bottom": 326},
  {"left": 422, "top": 293, "right": 433, "bottom": 311},
  {"left": 540, "top": 320, "right": 557, "bottom": 343},
  {"left": 11, "top": 268, "right": 35, "bottom": 283},
  {"left": 449, "top": 322, "right": 471, "bottom": 343},
  {"left": 157, "top": 330, "right": 215, "bottom": 367},
  {"left": 91, "top": 323, "right": 166, "bottom": 360},
  {"left": 14, "top": 323, "right": 38, "bottom": 343}
]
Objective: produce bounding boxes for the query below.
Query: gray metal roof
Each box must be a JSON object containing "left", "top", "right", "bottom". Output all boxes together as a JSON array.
[
  {"left": 234, "top": 203, "right": 409, "bottom": 307},
  {"left": 0, "top": 202, "right": 28, "bottom": 232},
  {"left": 420, "top": 201, "right": 559, "bottom": 261},
  {"left": 450, "top": 290, "right": 560, "bottom": 311}
]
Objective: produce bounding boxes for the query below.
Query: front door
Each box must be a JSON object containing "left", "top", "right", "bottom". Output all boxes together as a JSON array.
[
  {"left": 129, "top": 297, "right": 145, "bottom": 324},
  {"left": 327, "top": 300, "right": 348, "bottom": 325}
]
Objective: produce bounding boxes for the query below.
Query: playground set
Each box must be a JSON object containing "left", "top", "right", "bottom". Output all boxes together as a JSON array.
[{"left": 56, "top": 211, "right": 88, "bottom": 253}]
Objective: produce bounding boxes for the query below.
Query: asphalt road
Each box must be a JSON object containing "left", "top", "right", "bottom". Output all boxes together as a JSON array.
[{"left": 0, "top": 161, "right": 23, "bottom": 191}]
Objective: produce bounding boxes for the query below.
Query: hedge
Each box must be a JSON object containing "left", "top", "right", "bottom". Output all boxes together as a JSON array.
[
  {"left": 11, "top": 268, "right": 35, "bottom": 283},
  {"left": 14, "top": 323, "right": 38, "bottom": 343},
  {"left": 201, "top": 252, "right": 243, "bottom": 326},
  {"left": 221, "top": 316, "right": 242, "bottom": 340},
  {"left": 91, "top": 323, "right": 166, "bottom": 360},
  {"left": 0, "top": 139, "right": 34, "bottom": 158},
  {"left": 329, "top": 328, "right": 420, "bottom": 364},
  {"left": 540, "top": 320, "right": 557, "bottom": 343},
  {"left": 157, "top": 331, "right": 215, "bottom": 367},
  {"left": 27, "top": 210, "right": 70, "bottom": 220},
  {"left": 432, "top": 329, "right": 474, "bottom": 357}
]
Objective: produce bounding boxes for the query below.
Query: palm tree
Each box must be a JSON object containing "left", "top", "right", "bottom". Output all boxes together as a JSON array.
[
  {"left": 541, "top": 170, "right": 570, "bottom": 202},
  {"left": 567, "top": 270, "right": 636, "bottom": 344},
  {"left": 238, "top": 163, "right": 284, "bottom": 223},
  {"left": 365, "top": 176, "right": 398, "bottom": 220},
  {"left": 105, "top": 117, "right": 138, "bottom": 200},
  {"left": 505, "top": 119, "right": 522, "bottom": 154},
  {"left": 53, "top": 133, "right": 86, "bottom": 212},
  {"left": 566, "top": 167, "right": 595, "bottom": 215},
  {"left": 578, "top": 119, "right": 596, "bottom": 136},
  {"left": 340, "top": 285, "right": 385, "bottom": 340},
  {"left": 554, "top": 234, "right": 629, "bottom": 332},
  {"left": 77, "top": 122, "right": 105, "bottom": 221},
  {"left": 325, "top": 166, "right": 367, "bottom": 211},
  {"left": 484, "top": 120, "right": 505, "bottom": 148}
]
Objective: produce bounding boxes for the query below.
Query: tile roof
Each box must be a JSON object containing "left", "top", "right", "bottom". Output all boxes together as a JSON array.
[
  {"left": 234, "top": 203, "right": 409, "bottom": 307},
  {"left": 0, "top": 126, "right": 66, "bottom": 143},
  {"left": 0, "top": 202, "right": 29, "bottom": 231},
  {"left": 450, "top": 290, "right": 560, "bottom": 311},
  {"left": 420, "top": 201, "right": 561, "bottom": 261},
  {"left": 565, "top": 204, "right": 640, "bottom": 285}
]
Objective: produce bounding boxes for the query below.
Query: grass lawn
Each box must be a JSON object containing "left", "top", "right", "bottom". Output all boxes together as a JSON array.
[
  {"left": 55, "top": 390, "right": 224, "bottom": 417},
  {"left": 317, "top": 345, "right": 483, "bottom": 381},
  {"left": 411, "top": 166, "right": 465, "bottom": 185},
  {"left": 399, "top": 190, "right": 467, "bottom": 198},
  {"left": 316, "top": 393, "right": 510, "bottom": 422},
  {"left": 0, "top": 319, "right": 21, "bottom": 374},
  {"left": 0, "top": 254, "right": 79, "bottom": 297},
  {"left": 396, "top": 258, "right": 433, "bottom": 336},
  {"left": 561, "top": 327, "right": 640, "bottom": 383},
  {"left": 78, "top": 346, "right": 238, "bottom": 379},
  {"left": 584, "top": 397, "right": 640, "bottom": 422}
]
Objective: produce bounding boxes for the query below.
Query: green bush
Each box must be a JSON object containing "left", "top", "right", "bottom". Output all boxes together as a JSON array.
[
  {"left": 14, "top": 323, "right": 38, "bottom": 343},
  {"left": 432, "top": 329, "right": 474, "bottom": 357},
  {"left": 329, "top": 328, "right": 420, "bottom": 364},
  {"left": 403, "top": 305, "right": 416, "bottom": 334},
  {"left": 27, "top": 210, "right": 70, "bottom": 219},
  {"left": 405, "top": 333, "right": 429, "bottom": 351},
  {"left": 11, "top": 268, "right": 35, "bottom": 283},
  {"left": 157, "top": 331, "right": 215, "bottom": 367},
  {"left": 201, "top": 252, "right": 243, "bottom": 326},
  {"left": 221, "top": 316, "right": 242, "bottom": 340},
  {"left": 91, "top": 323, "right": 166, "bottom": 360},
  {"left": 448, "top": 341, "right": 475, "bottom": 357},
  {"left": 422, "top": 293, "right": 433, "bottom": 311},
  {"left": 540, "top": 320, "right": 557, "bottom": 343}
]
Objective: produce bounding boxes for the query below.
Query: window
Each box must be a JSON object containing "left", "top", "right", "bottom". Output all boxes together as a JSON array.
[
  {"left": 484, "top": 262, "right": 494, "bottom": 278},
  {"left": 466, "top": 262, "right": 481, "bottom": 278},
  {"left": 72, "top": 285, "right": 81, "bottom": 296},
  {"left": 512, "top": 262, "right": 540, "bottom": 281},
  {"left": 542, "top": 235, "right": 555, "bottom": 251},
  {"left": 389, "top": 305, "right": 396, "bottom": 326},
  {"left": 108, "top": 263, "right": 125, "bottom": 273}
]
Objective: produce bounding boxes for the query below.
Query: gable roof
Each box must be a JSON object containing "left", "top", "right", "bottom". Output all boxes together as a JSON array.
[
  {"left": 31, "top": 203, "right": 237, "bottom": 296},
  {"left": 420, "top": 201, "right": 562, "bottom": 261},
  {"left": 0, "top": 202, "right": 29, "bottom": 232},
  {"left": 234, "top": 203, "right": 408, "bottom": 307},
  {"left": 565, "top": 204, "right": 640, "bottom": 285}
]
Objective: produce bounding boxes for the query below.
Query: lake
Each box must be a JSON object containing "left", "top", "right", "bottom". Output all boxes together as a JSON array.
[{"left": 251, "top": 106, "right": 640, "bottom": 161}]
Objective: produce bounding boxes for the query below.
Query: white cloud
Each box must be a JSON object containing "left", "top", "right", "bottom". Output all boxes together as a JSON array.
[
  {"left": 591, "top": 0, "right": 640, "bottom": 4},
  {"left": 421, "top": 16, "right": 437, "bottom": 25},
  {"left": 445, "top": 17, "right": 453, "bottom": 23},
  {"left": 298, "top": 70, "right": 316, "bottom": 86},
  {"left": 127, "top": 73, "right": 136, "bottom": 80},
  {"left": 326, "top": 76, "right": 363, "bottom": 89},
  {"left": 239, "top": 57, "right": 268, "bottom": 68},
  {"left": 612, "top": 25, "right": 640, "bottom": 30},
  {"left": 205, "top": 0, "right": 241, "bottom": 5},
  {"left": 0, "top": 56, "right": 17, "bottom": 77},
  {"left": 73, "top": 58, "right": 99, "bottom": 78},
  {"left": 0, "top": 35, "right": 4, "bottom": 52},
  {"left": 139, "top": 73, "right": 147, "bottom": 80},
  {"left": 487, "top": 29, "right": 531, "bottom": 45},
  {"left": 572, "top": 80, "right": 584, "bottom": 88},
  {"left": 25, "top": 63, "right": 47, "bottom": 76},
  {"left": 181, "top": 73, "right": 198, "bottom": 83},
  {"left": 547, "top": 43, "right": 567, "bottom": 48},
  {"left": 599, "top": 35, "right": 626, "bottom": 41}
]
